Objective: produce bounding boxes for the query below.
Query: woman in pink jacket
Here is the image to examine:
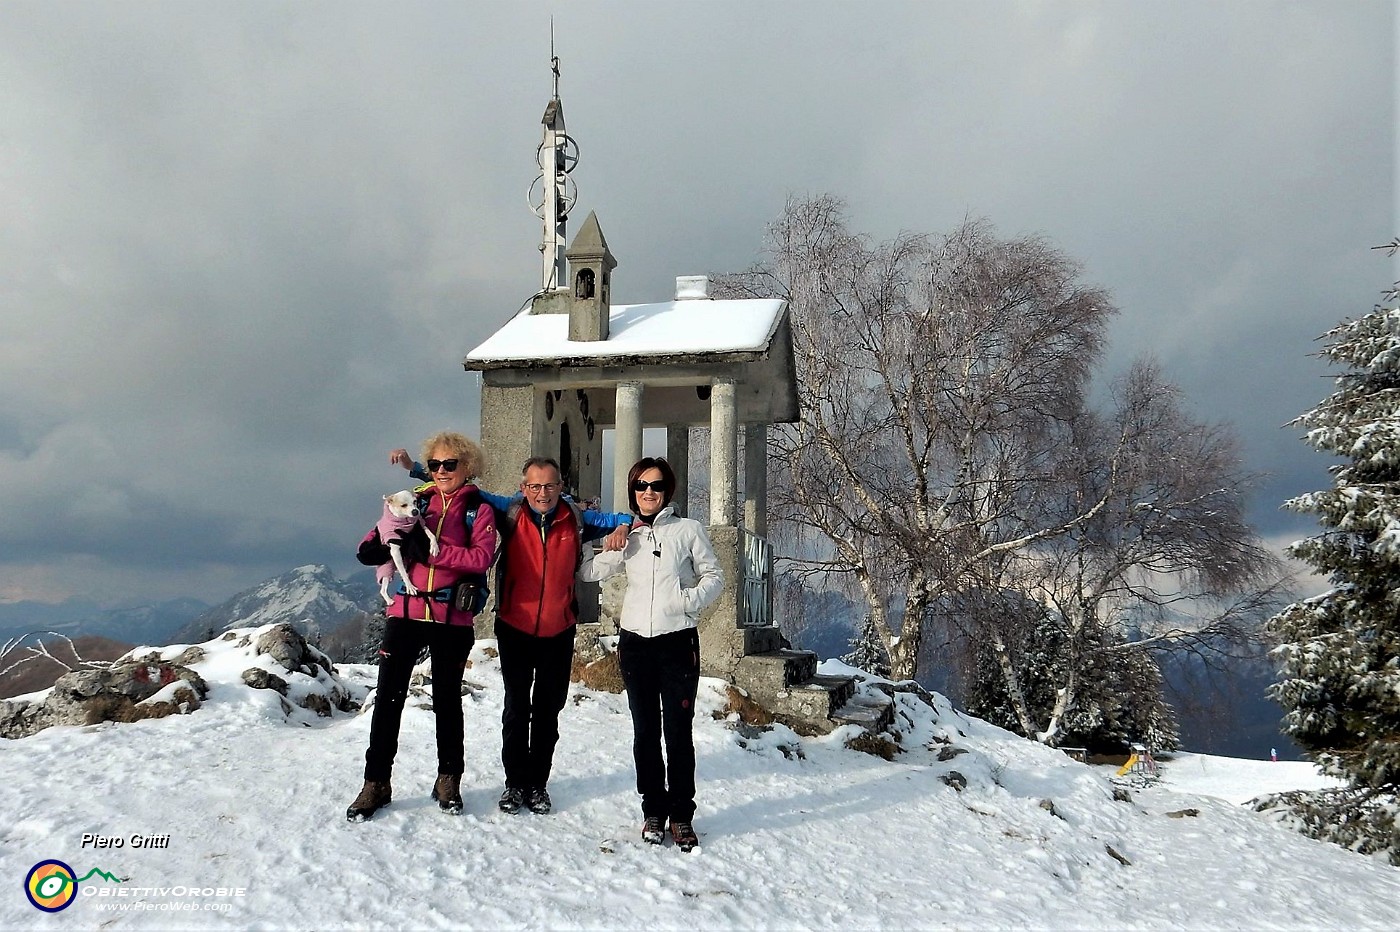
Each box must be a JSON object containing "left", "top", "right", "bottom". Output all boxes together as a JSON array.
[{"left": 346, "top": 431, "right": 496, "bottom": 822}]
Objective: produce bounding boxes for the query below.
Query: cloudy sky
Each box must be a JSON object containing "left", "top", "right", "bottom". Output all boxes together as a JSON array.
[{"left": 0, "top": 1, "right": 1392, "bottom": 606}]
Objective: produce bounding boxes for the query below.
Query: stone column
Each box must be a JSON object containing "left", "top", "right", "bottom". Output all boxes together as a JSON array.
[
  {"left": 613, "top": 380, "right": 644, "bottom": 512},
  {"left": 667, "top": 424, "right": 690, "bottom": 518},
  {"left": 475, "top": 383, "right": 540, "bottom": 640},
  {"left": 479, "top": 385, "right": 538, "bottom": 511},
  {"left": 743, "top": 424, "right": 767, "bottom": 537},
  {"left": 709, "top": 378, "right": 738, "bottom": 526}
]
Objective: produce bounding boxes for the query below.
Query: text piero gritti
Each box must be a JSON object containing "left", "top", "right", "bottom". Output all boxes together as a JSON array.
[{"left": 80, "top": 833, "right": 171, "bottom": 849}]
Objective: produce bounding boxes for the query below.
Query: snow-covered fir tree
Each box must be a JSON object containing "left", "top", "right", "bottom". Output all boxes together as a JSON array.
[
  {"left": 1270, "top": 290, "right": 1400, "bottom": 786},
  {"left": 843, "top": 614, "right": 891, "bottom": 678},
  {"left": 1264, "top": 254, "right": 1400, "bottom": 862}
]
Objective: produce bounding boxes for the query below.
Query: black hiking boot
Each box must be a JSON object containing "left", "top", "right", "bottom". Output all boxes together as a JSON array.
[
  {"left": 670, "top": 820, "right": 699, "bottom": 852},
  {"left": 346, "top": 780, "right": 392, "bottom": 822},
  {"left": 498, "top": 786, "right": 525, "bottom": 814},
  {"left": 641, "top": 816, "right": 666, "bottom": 845},
  {"left": 431, "top": 774, "right": 463, "bottom": 815},
  {"left": 526, "top": 786, "right": 552, "bottom": 814}
]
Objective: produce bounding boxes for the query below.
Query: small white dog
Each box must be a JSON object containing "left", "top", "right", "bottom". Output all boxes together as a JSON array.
[{"left": 375, "top": 490, "right": 440, "bottom": 605}]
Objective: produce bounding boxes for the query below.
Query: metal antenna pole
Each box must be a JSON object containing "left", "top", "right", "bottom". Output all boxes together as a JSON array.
[
  {"left": 531, "top": 25, "right": 577, "bottom": 292},
  {"left": 551, "top": 18, "right": 560, "bottom": 98}
]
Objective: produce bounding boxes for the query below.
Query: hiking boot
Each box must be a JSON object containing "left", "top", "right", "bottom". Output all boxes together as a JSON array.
[
  {"left": 641, "top": 816, "right": 666, "bottom": 845},
  {"left": 670, "top": 820, "right": 699, "bottom": 852},
  {"left": 346, "top": 780, "right": 392, "bottom": 822},
  {"left": 430, "top": 774, "right": 463, "bottom": 815},
  {"left": 526, "top": 786, "right": 552, "bottom": 814},
  {"left": 498, "top": 786, "right": 525, "bottom": 814}
]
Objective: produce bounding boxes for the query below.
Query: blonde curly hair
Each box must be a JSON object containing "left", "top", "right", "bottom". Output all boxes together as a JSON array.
[{"left": 420, "top": 431, "right": 485, "bottom": 479}]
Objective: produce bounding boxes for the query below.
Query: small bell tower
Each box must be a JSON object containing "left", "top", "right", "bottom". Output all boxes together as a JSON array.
[{"left": 565, "top": 211, "right": 616, "bottom": 342}]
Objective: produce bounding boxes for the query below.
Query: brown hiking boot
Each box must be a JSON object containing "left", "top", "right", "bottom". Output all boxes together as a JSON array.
[
  {"left": 431, "top": 774, "right": 463, "bottom": 815},
  {"left": 346, "top": 780, "right": 392, "bottom": 822},
  {"left": 641, "top": 816, "right": 665, "bottom": 845},
  {"left": 670, "top": 820, "right": 699, "bottom": 852}
]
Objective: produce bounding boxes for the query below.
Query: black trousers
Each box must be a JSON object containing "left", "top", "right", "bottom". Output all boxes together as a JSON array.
[
  {"left": 364, "top": 618, "right": 475, "bottom": 782},
  {"left": 618, "top": 627, "right": 701, "bottom": 822},
  {"left": 497, "top": 621, "right": 576, "bottom": 790}
]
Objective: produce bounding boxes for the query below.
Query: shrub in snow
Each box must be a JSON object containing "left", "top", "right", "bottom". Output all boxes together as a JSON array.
[
  {"left": 571, "top": 649, "right": 625, "bottom": 694},
  {"left": 966, "top": 608, "right": 1179, "bottom": 755},
  {"left": 844, "top": 730, "right": 899, "bottom": 760},
  {"left": 1255, "top": 787, "right": 1400, "bottom": 866},
  {"left": 713, "top": 684, "right": 775, "bottom": 727}
]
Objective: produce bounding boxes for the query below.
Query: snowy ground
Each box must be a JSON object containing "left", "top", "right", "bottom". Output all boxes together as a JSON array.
[{"left": 2, "top": 628, "right": 1397, "bottom": 931}]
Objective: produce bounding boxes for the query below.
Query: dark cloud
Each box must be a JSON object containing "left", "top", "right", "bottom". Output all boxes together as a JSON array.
[{"left": 0, "top": 0, "right": 1390, "bottom": 603}]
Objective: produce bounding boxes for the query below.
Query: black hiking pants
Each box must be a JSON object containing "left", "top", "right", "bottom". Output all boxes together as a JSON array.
[
  {"left": 618, "top": 627, "right": 701, "bottom": 823},
  {"left": 497, "top": 621, "right": 576, "bottom": 791},
  {"left": 364, "top": 617, "right": 475, "bottom": 782}
]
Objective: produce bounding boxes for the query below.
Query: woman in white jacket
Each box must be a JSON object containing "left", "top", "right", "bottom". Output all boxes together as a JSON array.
[{"left": 582, "top": 457, "right": 723, "bottom": 851}]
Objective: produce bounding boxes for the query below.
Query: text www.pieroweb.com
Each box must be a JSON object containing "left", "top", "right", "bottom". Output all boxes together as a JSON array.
[{"left": 95, "top": 900, "right": 232, "bottom": 913}]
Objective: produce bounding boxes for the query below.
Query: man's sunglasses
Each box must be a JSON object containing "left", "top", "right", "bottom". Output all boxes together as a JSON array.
[
  {"left": 427, "top": 459, "right": 460, "bottom": 473},
  {"left": 631, "top": 480, "right": 667, "bottom": 493}
]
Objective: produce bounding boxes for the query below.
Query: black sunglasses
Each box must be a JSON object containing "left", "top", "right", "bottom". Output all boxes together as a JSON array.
[
  {"left": 427, "top": 459, "right": 460, "bottom": 473},
  {"left": 631, "top": 479, "right": 666, "bottom": 493}
]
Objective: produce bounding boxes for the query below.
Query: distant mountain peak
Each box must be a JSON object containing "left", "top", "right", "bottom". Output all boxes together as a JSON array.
[{"left": 171, "top": 565, "right": 379, "bottom": 645}]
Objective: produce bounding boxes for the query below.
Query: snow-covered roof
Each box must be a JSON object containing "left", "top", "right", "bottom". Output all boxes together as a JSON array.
[{"left": 465, "top": 298, "right": 788, "bottom": 368}]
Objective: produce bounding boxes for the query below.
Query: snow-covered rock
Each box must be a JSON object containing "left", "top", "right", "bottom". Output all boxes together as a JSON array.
[{"left": 0, "top": 660, "right": 206, "bottom": 739}]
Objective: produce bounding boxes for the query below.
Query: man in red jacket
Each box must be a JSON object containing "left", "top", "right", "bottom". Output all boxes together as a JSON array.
[{"left": 493, "top": 456, "right": 627, "bottom": 815}]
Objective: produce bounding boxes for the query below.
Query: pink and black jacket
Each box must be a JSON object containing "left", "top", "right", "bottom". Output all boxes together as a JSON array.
[{"left": 360, "top": 484, "right": 496, "bottom": 626}]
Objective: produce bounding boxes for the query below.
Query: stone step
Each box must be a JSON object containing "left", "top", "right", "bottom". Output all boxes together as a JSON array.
[
  {"left": 831, "top": 691, "right": 896, "bottom": 734},
  {"left": 734, "top": 649, "right": 819, "bottom": 699},
  {"left": 741, "top": 625, "right": 785, "bottom": 655},
  {"left": 766, "top": 674, "right": 860, "bottom": 735}
]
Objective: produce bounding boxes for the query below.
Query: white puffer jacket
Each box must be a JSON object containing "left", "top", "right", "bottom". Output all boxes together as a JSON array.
[{"left": 582, "top": 506, "right": 724, "bottom": 638}]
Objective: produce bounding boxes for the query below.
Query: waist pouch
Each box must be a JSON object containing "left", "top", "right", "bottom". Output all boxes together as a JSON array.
[
  {"left": 395, "top": 579, "right": 490, "bottom": 615},
  {"left": 452, "top": 578, "right": 490, "bottom": 614}
]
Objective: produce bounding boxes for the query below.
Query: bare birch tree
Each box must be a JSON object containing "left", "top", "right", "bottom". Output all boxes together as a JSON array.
[
  {"left": 719, "top": 195, "right": 1284, "bottom": 729},
  {"left": 982, "top": 360, "right": 1288, "bottom": 744},
  {"left": 716, "top": 195, "right": 1118, "bottom": 681}
]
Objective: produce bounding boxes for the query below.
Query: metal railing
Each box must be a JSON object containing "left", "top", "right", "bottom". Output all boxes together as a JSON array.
[{"left": 739, "top": 529, "right": 772, "bottom": 628}]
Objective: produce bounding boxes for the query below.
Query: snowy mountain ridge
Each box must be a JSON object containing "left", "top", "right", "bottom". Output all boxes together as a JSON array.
[
  {"left": 3, "top": 623, "right": 1397, "bottom": 930},
  {"left": 170, "top": 564, "right": 377, "bottom": 645}
]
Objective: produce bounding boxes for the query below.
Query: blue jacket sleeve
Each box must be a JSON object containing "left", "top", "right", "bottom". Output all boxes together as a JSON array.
[
  {"left": 444, "top": 477, "right": 628, "bottom": 542},
  {"left": 478, "top": 489, "right": 519, "bottom": 514},
  {"left": 576, "top": 503, "right": 632, "bottom": 541},
  {"left": 410, "top": 461, "right": 429, "bottom": 482}
]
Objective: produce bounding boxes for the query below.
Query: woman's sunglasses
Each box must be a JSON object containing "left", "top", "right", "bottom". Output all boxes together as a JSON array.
[
  {"left": 631, "top": 479, "right": 666, "bottom": 493},
  {"left": 427, "top": 459, "right": 460, "bottom": 473}
]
